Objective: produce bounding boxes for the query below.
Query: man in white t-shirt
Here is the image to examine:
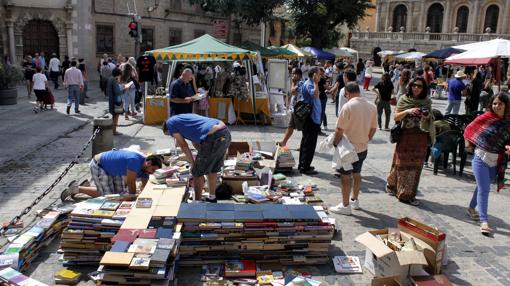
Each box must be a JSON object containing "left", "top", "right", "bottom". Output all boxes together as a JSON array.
[
  {"left": 48, "top": 53, "right": 61, "bottom": 89},
  {"left": 337, "top": 69, "right": 364, "bottom": 117}
]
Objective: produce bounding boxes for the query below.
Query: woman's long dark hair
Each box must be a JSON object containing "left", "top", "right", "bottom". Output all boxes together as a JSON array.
[
  {"left": 380, "top": 73, "right": 391, "bottom": 86},
  {"left": 488, "top": 92, "right": 510, "bottom": 118},
  {"left": 406, "top": 76, "right": 429, "bottom": 99}
]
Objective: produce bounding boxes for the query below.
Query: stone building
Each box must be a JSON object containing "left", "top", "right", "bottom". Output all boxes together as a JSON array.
[
  {"left": 1, "top": 0, "right": 262, "bottom": 77},
  {"left": 350, "top": 0, "right": 510, "bottom": 61}
]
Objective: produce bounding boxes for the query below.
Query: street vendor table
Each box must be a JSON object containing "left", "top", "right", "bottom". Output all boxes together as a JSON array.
[
  {"left": 234, "top": 97, "right": 271, "bottom": 124},
  {"left": 208, "top": 97, "right": 235, "bottom": 124},
  {"left": 143, "top": 96, "right": 169, "bottom": 125}
]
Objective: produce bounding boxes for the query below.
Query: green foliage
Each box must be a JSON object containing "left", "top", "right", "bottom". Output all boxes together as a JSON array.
[
  {"left": 188, "top": 0, "right": 370, "bottom": 48},
  {"left": 0, "top": 62, "right": 23, "bottom": 90}
]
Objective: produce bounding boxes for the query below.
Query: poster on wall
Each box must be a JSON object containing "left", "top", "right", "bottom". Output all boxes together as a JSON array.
[{"left": 213, "top": 19, "right": 228, "bottom": 41}]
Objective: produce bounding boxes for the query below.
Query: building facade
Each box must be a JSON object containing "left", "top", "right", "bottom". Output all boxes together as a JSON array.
[
  {"left": 1, "top": 0, "right": 262, "bottom": 77},
  {"left": 350, "top": 0, "right": 510, "bottom": 61}
]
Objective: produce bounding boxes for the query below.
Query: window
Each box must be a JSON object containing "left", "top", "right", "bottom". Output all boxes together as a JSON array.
[
  {"left": 426, "top": 3, "right": 444, "bottom": 33},
  {"left": 392, "top": 4, "right": 407, "bottom": 31},
  {"left": 484, "top": 5, "right": 499, "bottom": 33},
  {"left": 455, "top": 6, "right": 469, "bottom": 33},
  {"left": 170, "top": 0, "right": 181, "bottom": 10},
  {"left": 96, "top": 24, "right": 114, "bottom": 54},
  {"left": 141, "top": 28, "right": 154, "bottom": 52},
  {"left": 194, "top": 29, "right": 206, "bottom": 38},
  {"left": 169, "top": 28, "right": 182, "bottom": 46}
]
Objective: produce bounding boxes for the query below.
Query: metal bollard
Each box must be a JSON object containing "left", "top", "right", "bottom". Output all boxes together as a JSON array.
[{"left": 92, "top": 114, "right": 113, "bottom": 157}]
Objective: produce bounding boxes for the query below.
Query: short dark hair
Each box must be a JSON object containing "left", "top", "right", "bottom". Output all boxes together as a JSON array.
[
  {"left": 344, "top": 70, "right": 357, "bottom": 82},
  {"left": 335, "top": 62, "right": 345, "bottom": 70},
  {"left": 145, "top": 154, "right": 163, "bottom": 168},
  {"left": 292, "top": 67, "right": 302, "bottom": 77},
  {"left": 112, "top": 67, "right": 121, "bottom": 77},
  {"left": 345, "top": 82, "right": 360, "bottom": 95},
  {"left": 161, "top": 121, "right": 168, "bottom": 134},
  {"left": 308, "top": 67, "right": 318, "bottom": 79},
  {"left": 406, "top": 76, "right": 429, "bottom": 100},
  {"left": 70, "top": 61, "right": 77, "bottom": 67},
  {"left": 488, "top": 92, "right": 510, "bottom": 118},
  {"left": 35, "top": 66, "right": 42, "bottom": 73}
]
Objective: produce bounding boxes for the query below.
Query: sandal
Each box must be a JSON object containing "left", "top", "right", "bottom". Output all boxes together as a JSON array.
[
  {"left": 467, "top": 207, "right": 480, "bottom": 221},
  {"left": 385, "top": 185, "right": 396, "bottom": 196},
  {"left": 480, "top": 222, "right": 493, "bottom": 235},
  {"left": 409, "top": 199, "right": 420, "bottom": 206},
  {"left": 60, "top": 180, "right": 79, "bottom": 202}
]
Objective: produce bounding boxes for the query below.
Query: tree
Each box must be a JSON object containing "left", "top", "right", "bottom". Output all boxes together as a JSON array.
[{"left": 188, "top": 0, "right": 370, "bottom": 48}]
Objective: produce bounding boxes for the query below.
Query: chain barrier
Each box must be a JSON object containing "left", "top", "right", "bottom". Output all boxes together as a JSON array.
[{"left": 0, "top": 127, "right": 102, "bottom": 236}]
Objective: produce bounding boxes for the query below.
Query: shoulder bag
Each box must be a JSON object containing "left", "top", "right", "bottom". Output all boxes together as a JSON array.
[
  {"left": 390, "top": 122, "right": 402, "bottom": 143},
  {"left": 293, "top": 100, "right": 312, "bottom": 121}
]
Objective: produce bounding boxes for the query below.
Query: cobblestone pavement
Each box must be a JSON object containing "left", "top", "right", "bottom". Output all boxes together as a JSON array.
[{"left": 1, "top": 78, "right": 510, "bottom": 286}]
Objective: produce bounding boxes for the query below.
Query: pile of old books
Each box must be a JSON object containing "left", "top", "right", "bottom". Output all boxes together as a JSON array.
[
  {"left": 60, "top": 197, "right": 134, "bottom": 266},
  {"left": 97, "top": 223, "right": 180, "bottom": 285},
  {"left": 95, "top": 182, "right": 186, "bottom": 285},
  {"left": 0, "top": 267, "right": 49, "bottom": 286},
  {"left": 151, "top": 165, "right": 190, "bottom": 187},
  {"left": 1, "top": 210, "right": 69, "bottom": 272},
  {"left": 177, "top": 203, "right": 334, "bottom": 266},
  {"left": 275, "top": 145, "right": 295, "bottom": 171}
]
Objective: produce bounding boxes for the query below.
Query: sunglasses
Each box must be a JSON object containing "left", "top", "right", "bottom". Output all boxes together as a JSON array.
[{"left": 411, "top": 84, "right": 424, "bottom": 89}]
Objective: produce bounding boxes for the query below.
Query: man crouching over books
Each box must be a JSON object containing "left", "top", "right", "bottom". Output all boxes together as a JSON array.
[
  {"left": 163, "top": 113, "right": 231, "bottom": 202},
  {"left": 60, "top": 149, "right": 163, "bottom": 200}
]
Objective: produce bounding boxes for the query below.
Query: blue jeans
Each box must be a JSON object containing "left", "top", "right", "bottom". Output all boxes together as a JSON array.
[
  {"left": 80, "top": 80, "right": 88, "bottom": 105},
  {"left": 67, "top": 85, "right": 80, "bottom": 112},
  {"left": 445, "top": 100, "right": 461, "bottom": 115},
  {"left": 123, "top": 86, "right": 136, "bottom": 113},
  {"left": 469, "top": 154, "right": 496, "bottom": 222}
]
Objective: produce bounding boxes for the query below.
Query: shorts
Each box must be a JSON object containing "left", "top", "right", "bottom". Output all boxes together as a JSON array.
[
  {"left": 288, "top": 112, "right": 303, "bottom": 131},
  {"left": 34, "top": 89, "right": 47, "bottom": 102},
  {"left": 339, "top": 150, "right": 368, "bottom": 175},
  {"left": 192, "top": 128, "right": 231, "bottom": 177},
  {"left": 89, "top": 159, "right": 125, "bottom": 195}
]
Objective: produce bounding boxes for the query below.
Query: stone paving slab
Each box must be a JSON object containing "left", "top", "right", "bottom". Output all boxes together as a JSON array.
[{"left": 1, "top": 81, "right": 509, "bottom": 285}]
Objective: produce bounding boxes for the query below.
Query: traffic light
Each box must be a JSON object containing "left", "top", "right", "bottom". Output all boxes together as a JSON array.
[{"left": 128, "top": 21, "right": 138, "bottom": 38}]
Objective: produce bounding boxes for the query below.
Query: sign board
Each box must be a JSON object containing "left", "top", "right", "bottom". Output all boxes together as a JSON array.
[
  {"left": 267, "top": 59, "right": 288, "bottom": 92},
  {"left": 213, "top": 19, "right": 228, "bottom": 40}
]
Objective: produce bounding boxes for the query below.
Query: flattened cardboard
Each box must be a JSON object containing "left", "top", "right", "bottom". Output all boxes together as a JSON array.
[
  {"left": 100, "top": 252, "right": 134, "bottom": 266},
  {"left": 153, "top": 205, "right": 180, "bottom": 217}
]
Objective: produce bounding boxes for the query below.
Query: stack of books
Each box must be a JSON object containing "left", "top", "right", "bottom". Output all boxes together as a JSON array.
[
  {"left": 96, "top": 182, "right": 186, "bottom": 285},
  {"left": 275, "top": 145, "right": 296, "bottom": 170},
  {"left": 60, "top": 197, "right": 133, "bottom": 266},
  {"left": 177, "top": 203, "right": 334, "bottom": 266},
  {"left": 152, "top": 167, "right": 179, "bottom": 184},
  {"left": 0, "top": 267, "right": 49, "bottom": 286},
  {"left": 54, "top": 269, "right": 82, "bottom": 284},
  {"left": 1, "top": 210, "right": 69, "bottom": 272}
]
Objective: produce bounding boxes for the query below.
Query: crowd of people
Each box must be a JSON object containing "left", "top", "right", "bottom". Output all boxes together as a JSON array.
[{"left": 281, "top": 57, "right": 510, "bottom": 235}]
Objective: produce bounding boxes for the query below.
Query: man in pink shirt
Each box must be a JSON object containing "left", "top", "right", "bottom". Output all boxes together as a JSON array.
[
  {"left": 63, "top": 60, "right": 84, "bottom": 114},
  {"left": 330, "top": 82, "right": 377, "bottom": 215}
]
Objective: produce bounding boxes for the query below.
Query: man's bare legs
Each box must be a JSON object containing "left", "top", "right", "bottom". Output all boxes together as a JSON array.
[
  {"left": 340, "top": 174, "right": 351, "bottom": 206},
  {"left": 278, "top": 127, "right": 294, "bottom": 146},
  {"left": 352, "top": 173, "right": 362, "bottom": 201}
]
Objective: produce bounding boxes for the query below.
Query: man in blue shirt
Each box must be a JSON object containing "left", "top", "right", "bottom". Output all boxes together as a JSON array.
[
  {"left": 169, "top": 68, "right": 195, "bottom": 116},
  {"left": 163, "top": 114, "right": 231, "bottom": 202},
  {"left": 298, "top": 67, "right": 321, "bottom": 175},
  {"left": 60, "top": 149, "right": 162, "bottom": 200},
  {"left": 446, "top": 70, "right": 467, "bottom": 115}
]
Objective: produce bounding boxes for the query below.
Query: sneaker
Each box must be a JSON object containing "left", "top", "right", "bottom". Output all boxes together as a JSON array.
[
  {"left": 329, "top": 203, "right": 352, "bottom": 215},
  {"left": 300, "top": 169, "right": 318, "bottom": 175},
  {"left": 66, "top": 106, "right": 70, "bottom": 115},
  {"left": 350, "top": 198, "right": 360, "bottom": 210},
  {"left": 203, "top": 197, "right": 217, "bottom": 203},
  {"left": 75, "top": 110, "right": 81, "bottom": 114}
]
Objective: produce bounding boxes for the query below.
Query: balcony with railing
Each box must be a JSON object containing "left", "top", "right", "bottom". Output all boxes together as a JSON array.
[{"left": 352, "top": 31, "right": 510, "bottom": 43}]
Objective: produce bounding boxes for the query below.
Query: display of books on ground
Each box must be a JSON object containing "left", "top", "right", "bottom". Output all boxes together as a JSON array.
[
  {"left": 1, "top": 209, "right": 69, "bottom": 272},
  {"left": 54, "top": 269, "right": 81, "bottom": 285},
  {"left": 0, "top": 267, "right": 49, "bottom": 286},
  {"left": 176, "top": 203, "right": 334, "bottom": 266},
  {"left": 332, "top": 256, "right": 362, "bottom": 274},
  {"left": 59, "top": 195, "right": 134, "bottom": 266},
  {"left": 95, "top": 182, "right": 186, "bottom": 285},
  {"left": 275, "top": 145, "right": 296, "bottom": 171}
]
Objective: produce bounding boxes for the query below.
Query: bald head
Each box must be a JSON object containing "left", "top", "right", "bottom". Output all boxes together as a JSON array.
[{"left": 181, "top": 68, "right": 193, "bottom": 82}]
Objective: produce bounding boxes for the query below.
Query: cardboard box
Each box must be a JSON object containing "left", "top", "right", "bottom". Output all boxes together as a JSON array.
[
  {"left": 251, "top": 141, "right": 277, "bottom": 159},
  {"left": 398, "top": 218, "right": 446, "bottom": 274},
  {"left": 356, "top": 229, "right": 433, "bottom": 285},
  {"left": 221, "top": 175, "right": 259, "bottom": 194},
  {"left": 371, "top": 276, "right": 402, "bottom": 286},
  {"left": 228, "top": 142, "right": 251, "bottom": 157}
]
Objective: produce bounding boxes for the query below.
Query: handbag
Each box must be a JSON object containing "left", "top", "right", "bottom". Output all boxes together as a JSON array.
[
  {"left": 114, "top": 104, "right": 124, "bottom": 114},
  {"left": 293, "top": 100, "right": 312, "bottom": 120},
  {"left": 390, "top": 122, "right": 402, "bottom": 143}
]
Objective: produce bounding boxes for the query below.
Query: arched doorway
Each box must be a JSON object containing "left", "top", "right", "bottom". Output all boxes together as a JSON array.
[
  {"left": 22, "top": 20, "right": 59, "bottom": 57},
  {"left": 427, "top": 3, "right": 444, "bottom": 33},
  {"left": 456, "top": 6, "right": 469, "bottom": 33},
  {"left": 373, "top": 47, "right": 382, "bottom": 67},
  {"left": 392, "top": 5, "right": 407, "bottom": 32}
]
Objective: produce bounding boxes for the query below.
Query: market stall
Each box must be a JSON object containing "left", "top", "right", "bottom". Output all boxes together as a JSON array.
[
  {"left": 302, "top": 47, "right": 336, "bottom": 61},
  {"left": 146, "top": 34, "right": 268, "bottom": 125},
  {"left": 325, "top": 48, "right": 354, "bottom": 59},
  {"left": 267, "top": 46, "right": 299, "bottom": 59},
  {"left": 281, "top": 44, "right": 313, "bottom": 58}
]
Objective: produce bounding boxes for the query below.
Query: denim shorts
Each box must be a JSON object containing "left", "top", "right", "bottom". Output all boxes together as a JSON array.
[
  {"left": 339, "top": 150, "right": 368, "bottom": 175},
  {"left": 192, "top": 128, "right": 231, "bottom": 177}
]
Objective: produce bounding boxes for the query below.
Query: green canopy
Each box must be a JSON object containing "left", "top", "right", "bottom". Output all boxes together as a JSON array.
[
  {"left": 239, "top": 41, "right": 279, "bottom": 58},
  {"left": 268, "top": 46, "right": 298, "bottom": 59},
  {"left": 147, "top": 34, "right": 256, "bottom": 62}
]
